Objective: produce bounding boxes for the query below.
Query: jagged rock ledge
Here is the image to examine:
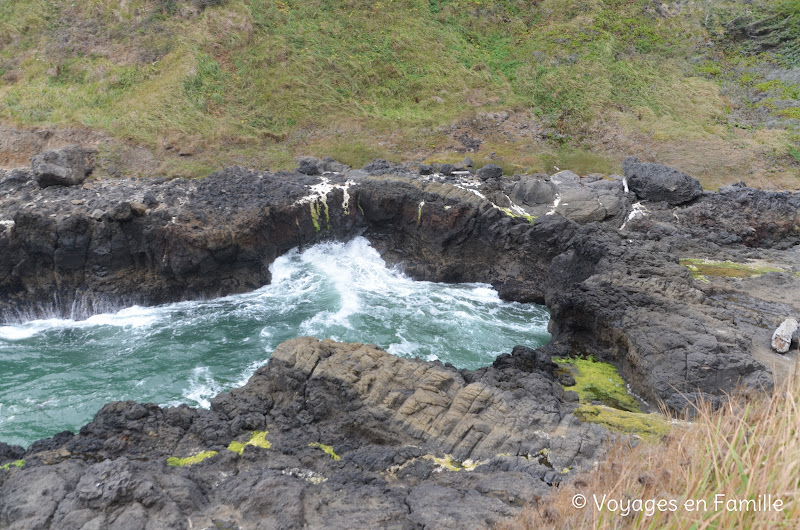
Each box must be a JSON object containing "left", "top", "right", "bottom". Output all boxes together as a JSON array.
[
  {"left": 2, "top": 158, "right": 797, "bottom": 410},
  {"left": 2, "top": 156, "right": 800, "bottom": 527},
  {"left": 0, "top": 337, "right": 604, "bottom": 529}
]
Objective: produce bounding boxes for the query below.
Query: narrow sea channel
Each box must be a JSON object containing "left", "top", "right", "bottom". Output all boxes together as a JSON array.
[{"left": 0, "top": 237, "right": 550, "bottom": 447}]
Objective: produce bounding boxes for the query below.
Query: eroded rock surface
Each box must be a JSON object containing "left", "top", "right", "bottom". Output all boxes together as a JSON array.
[
  {"left": 0, "top": 338, "right": 605, "bottom": 529},
  {"left": 30, "top": 145, "right": 91, "bottom": 188},
  {"left": 3, "top": 157, "right": 800, "bottom": 526},
  {"left": 1, "top": 160, "right": 798, "bottom": 411}
]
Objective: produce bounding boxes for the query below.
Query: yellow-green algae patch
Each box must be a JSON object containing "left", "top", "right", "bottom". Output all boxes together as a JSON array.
[
  {"left": 310, "top": 201, "right": 321, "bottom": 232},
  {"left": 426, "top": 454, "right": 462, "bottom": 471},
  {"left": 0, "top": 459, "right": 25, "bottom": 470},
  {"left": 573, "top": 404, "right": 670, "bottom": 438},
  {"left": 424, "top": 454, "right": 489, "bottom": 472},
  {"left": 309, "top": 442, "right": 341, "bottom": 460},
  {"left": 228, "top": 431, "right": 271, "bottom": 455},
  {"left": 555, "top": 357, "right": 640, "bottom": 412},
  {"left": 386, "top": 454, "right": 489, "bottom": 476},
  {"left": 499, "top": 207, "right": 536, "bottom": 223},
  {"left": 556, "top": 356, "right": 670, "bottom": 439},
  {"left": 680, "top": 258, "right": 783, "bottom": 280},
  {"left": 166, "top": 450, "right": 218, "bottom": 467}
]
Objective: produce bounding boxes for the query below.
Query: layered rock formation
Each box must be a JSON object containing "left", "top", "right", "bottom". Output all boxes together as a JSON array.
[
  {"left": 2, "top": 158, "right": 798, "bottom": 406},
  {"left": 0, "top": 338, "right": 605, "bottom": 529},
  {"left": 2, "top": 156, "right": 800, "bottom": 527}
]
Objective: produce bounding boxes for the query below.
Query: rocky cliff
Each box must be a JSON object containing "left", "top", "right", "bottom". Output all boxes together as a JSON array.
[{"left": 2, "top": 155, "right": 799, "bottom": 527}]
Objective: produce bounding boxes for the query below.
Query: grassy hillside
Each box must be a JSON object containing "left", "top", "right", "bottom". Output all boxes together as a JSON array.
[{"left": 0, "top": 0, "right": 798, "bottom": 187}]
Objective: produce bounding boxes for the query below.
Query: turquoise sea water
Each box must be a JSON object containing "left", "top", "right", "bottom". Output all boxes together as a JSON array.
[{"left": 0, "top": 237, "right": 550, "bottom": 447}]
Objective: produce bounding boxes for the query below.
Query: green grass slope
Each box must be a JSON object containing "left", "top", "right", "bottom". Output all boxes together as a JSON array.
[{"left": 0, "top": 0, "right": 798, "bottom": 186}]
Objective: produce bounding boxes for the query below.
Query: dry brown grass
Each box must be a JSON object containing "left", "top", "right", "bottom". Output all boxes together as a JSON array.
[{"left": 497, "top": 372, "right": 800, "bottom": 529}]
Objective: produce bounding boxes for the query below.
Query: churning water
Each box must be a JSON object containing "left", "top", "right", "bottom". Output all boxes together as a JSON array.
[{"left": 0, "top": 237, "right": 550, "bottom": 447}]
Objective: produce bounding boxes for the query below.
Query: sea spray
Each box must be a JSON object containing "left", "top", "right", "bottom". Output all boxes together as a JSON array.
[{"left": 0, "top": 237, "right": 550, "bottom": 447}]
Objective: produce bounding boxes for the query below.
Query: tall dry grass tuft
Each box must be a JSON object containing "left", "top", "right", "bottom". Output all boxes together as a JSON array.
[{"left": 498, "top": 372, "right": 800, "bottom": 529}]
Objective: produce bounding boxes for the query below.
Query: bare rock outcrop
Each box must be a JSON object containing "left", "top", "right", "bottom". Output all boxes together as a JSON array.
[
  {"left": 3, "top": 155, "right": 800, "bottom": 527},
  {"left": 0, "top": 338, "right": 605, "bottom": 529},
  {"left": 30, "top": 145, "right": 92, "bottom": 187},
  {"left": 622, "top": 155, "right": 703, "bottom": 206}
]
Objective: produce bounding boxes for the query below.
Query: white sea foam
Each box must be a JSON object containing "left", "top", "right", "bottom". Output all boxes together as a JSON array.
[
  {"left": 181, "top": 367, "right": 223, "bottom": 409},
  {"left": 2, "top": 236, "right": 551, "bottom": 446},
  {"left": 0, "top": 305, "right": 160, "bottom": 341}
]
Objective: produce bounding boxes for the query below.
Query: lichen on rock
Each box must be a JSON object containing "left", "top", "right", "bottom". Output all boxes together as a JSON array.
[
  {"left": 166, "top": 450, "right": 218, "bottom": 467},
  {"left": 0, "top": 459, "right": 25, "bottom": 470},
  {"left": 228, "top": 431, "right": 271, "bottom": 455},
  {"left": 308, "top": 442, "right": 340, "bottom": 460},
  {"left": 680, "top": 258, "right": 782, "bottom": 280},
  {"left": 391, "top": 454, "right": 489, "bottom": 473},
  {"left": 573, "top": 404, "right": 670, "bottom": 439}
]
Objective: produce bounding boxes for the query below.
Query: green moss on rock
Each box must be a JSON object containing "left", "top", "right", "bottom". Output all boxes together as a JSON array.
[
  {"left": 309, "top": 442, "right": 341, "bottom": 460},
  {"left": 555, "top": 357, "right": 640, "bottom": 412},
  {"left": 680, "top": 258, "right": 782, "bottom": 280},
  {"left": 166, "top": 450, "right": 218, "bottom": 467},
  {"left": 573, "top": 404, "right": 670, "bottom": 439},
  {"left": 228, "top": 431, "right": 271, "bottom": 455},
  {"left": 0, "top": 459, "right": 25, "bottom": 470},
  {"left": 556, "top": 356, "right": 671, "bottom": 439},
  {"left": 310, "top": 202, "right": 321, "bottom": 232}
]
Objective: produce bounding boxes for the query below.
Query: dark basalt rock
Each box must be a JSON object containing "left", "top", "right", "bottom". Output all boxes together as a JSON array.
[
  {"left": 30, "top": 145, "right": 92, "bottom": 187},
  {"left": 477, "top": 163, "right": 503, "bottom": 180},
  {"left": 0, "top": 338, "right": 605, "bottom": 529},
  {"left": 511, "top": 177, "right": 556, "bottom": 205},
  {"left": 297, "top": 156, "right": 322, "bottom": 175},
  {"left": 623, "top": 156, "right": 703, "bottom": 205},
  {"left": 0, "top": 168, "right": 33, "bottom": 190},
  {"left": 0, "top": 159, "right": 794, "bottom": 410},
  {"left": 2, "top": 155, "right": 799, "bottom": 527},
  {"left": 439, "top": 163, "right": 456, "bottom": 176}
]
